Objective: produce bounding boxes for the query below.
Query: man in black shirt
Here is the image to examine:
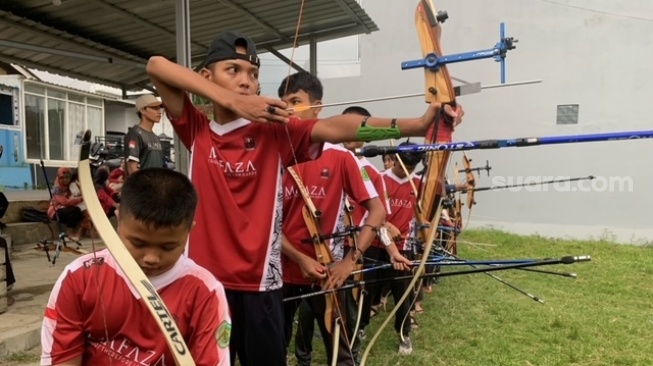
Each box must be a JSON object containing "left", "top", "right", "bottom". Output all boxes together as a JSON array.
[{"left": 124, "top": 94, "right": 165, "bottom": 175}]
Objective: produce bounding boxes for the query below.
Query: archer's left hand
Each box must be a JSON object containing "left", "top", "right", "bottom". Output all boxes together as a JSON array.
[
  {"left": 451, "top": 104, "right": 465, "bottom": 129},
  {"left": 420, "top": 102, "right": 465, "bottom": 131}
]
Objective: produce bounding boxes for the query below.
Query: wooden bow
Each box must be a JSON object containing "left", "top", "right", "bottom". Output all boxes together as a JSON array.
[
  {"left": 76, "top": 130, "right": 195, "bottom": 365},
  {"left": 360, "top": 1, "right": 451, "bottom": 363},
  {"left": 287, "top": 166, "right": 338, "bottom": 333},
  {"left": 343, "top": 197, "right": 365, "bottom": 349}
]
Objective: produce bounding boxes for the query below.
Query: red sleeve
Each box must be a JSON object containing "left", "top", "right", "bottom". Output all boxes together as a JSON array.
[
  {"left": 188, "top": 282, "right": 231, "bottom": 366},
  {"left": 41, "top": 269, "right": 86, "bottom": 364},
  {"left": 52, "top": 193, "right": 81, "bottom": 207},
  {"left": 341, "top": 152, "right": 377, "bottom": 206},
  {"left": 166, "top": 93, "right": 209, "bottom": 150},
  {"left": 108, "top": 169, "right": 125, "bottom": 182},
  {"left": 96, "top": 190, "right": 115, "bottom": 214},
  {"left": 276, "top": 117, "right": 323, "bottom": 167}
]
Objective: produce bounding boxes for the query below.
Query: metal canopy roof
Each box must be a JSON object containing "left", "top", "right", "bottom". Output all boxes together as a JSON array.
[{"left": 0, "top": 0, "right": 378, "bottom": 91}]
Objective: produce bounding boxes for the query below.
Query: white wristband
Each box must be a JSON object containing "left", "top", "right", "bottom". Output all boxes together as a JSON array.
[{"left": 379, "top": 227, "right": 392, "bottom": 247}]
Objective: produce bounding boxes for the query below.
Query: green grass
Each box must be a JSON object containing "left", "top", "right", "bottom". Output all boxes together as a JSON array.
[{"left": 288, "top": 229, "right": 653, "bottom": 366}]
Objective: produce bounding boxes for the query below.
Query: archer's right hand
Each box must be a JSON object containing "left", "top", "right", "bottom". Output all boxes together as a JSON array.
[{"left": 297, "top": 255, "right": 328, "bottom": 281}]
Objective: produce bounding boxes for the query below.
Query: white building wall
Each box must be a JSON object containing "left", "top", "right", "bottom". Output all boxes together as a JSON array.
[
  {"left": 105, "top": 103, "right": 135, "bottom": 133},
  {"left": 317, "top": 0, "right": 653, "bottom": 243}
]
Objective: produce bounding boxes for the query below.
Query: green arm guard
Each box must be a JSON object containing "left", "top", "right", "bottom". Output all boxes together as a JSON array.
[{"left": 356, "top": 125, "right": 401, "bottom": 142}]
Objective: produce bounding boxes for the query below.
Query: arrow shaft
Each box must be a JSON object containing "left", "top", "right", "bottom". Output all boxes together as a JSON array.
[
  {"left": 287, "top": 79, "right": 542, "bottom": 112},
  {"left": 468, "top": 175, "right": 595, "bottom": 192},
  {"left": 356, "top": 130, "right": 653, "bottom": 157}
]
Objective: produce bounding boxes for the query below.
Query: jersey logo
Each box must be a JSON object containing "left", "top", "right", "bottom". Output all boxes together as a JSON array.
[
  {"left": 83, "top": 256, "right": 105, "bottom": 269},
  {"left": 216, "top": 321, "right": 232, "bottom": 349},
  {"left": 244, "top": 136, "right": 255, "bottom": 151},
  {"left": 360, "top": 167, "right": 370, "bottom": 181},
  {"left": 128, "top": 140, "right": 136, "bottom": 149},
  {"left": 320, "top": 168, "right": 330, "bottom": 179},
  {"left": 208, "top": 147, "right": 257, "bottom": 177}
]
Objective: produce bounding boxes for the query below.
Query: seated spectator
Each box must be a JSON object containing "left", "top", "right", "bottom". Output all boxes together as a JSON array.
[
  {"left": 48, "top": 168, "right": 86, "bottom": 241},
  {"left": 108, "top": 160, "right": 126, "bottom": 196},
  {"left": 93, "top": 168, "right": 118, "bottom": 217}
]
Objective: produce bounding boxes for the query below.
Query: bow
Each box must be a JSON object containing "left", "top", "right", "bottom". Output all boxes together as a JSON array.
[
  {"left": 76, "top": 130, "right": 195, "bottom": 366},
  {"left": 286, "top": 166, "right": 353, "bottom": 365},
  {"left": 360, "top": 1, "right": 453, "bottom": 362},
  {"left": 343, "top": 197, "right": 365, "bottom": 349}
]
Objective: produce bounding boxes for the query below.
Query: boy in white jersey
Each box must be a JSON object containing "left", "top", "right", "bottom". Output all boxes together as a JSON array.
[{"left": 41, "top": 168, "right": 230, "bottom": 366}]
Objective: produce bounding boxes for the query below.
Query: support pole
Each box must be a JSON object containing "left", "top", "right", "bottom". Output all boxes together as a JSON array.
[{"left": 174, "top": 0, "right": 191, "bottom": 175}]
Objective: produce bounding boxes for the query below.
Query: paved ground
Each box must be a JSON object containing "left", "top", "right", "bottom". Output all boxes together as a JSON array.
[{"left": 0, "top": 239, "right": 104, "bottom": 365}]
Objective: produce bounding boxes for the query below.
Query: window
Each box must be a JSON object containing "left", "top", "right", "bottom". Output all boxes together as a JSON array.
[
  {"left": 48, "top": 99, "right": 66, "bottom": 161},
  {"left": 557, "top": 104, "right": 579, "bottom": 125},
  {"left": 25, "top": 94, "right": 45, "bottom": 159},
  {"left": 23, "top": 83, "right": 105, "bottom": 163},
  {"left": 0, "top": 93, "right": 14, "bottom": 126},
  {"left": 67, "top": 103, "right": 85, "bottom": 161}
]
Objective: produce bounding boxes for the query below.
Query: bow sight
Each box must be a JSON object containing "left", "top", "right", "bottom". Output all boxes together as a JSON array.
[{"left": 401, "top": 21, "right": 517, "bottom": 83}]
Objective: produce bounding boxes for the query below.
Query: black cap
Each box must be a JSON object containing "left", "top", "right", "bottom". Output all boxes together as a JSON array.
[
  {"left": 397, "top": 141, "right": 424, "bottom": 167},
  {"left": 203, "top": 31, "right": 260, "bottom": 68}
]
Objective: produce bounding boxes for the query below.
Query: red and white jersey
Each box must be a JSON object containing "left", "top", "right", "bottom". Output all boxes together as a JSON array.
[
  {"left": 347, "top": 157, "right": 390, "bottom": 248},
  {"left": 349, "top": 158, "right": 391, "bottom": 225},
  {"left": 383, "top": 169, "right": 420, "bottom": 251},
  {"left": 282, "top": 143, "right": 377, "bottom": 285},
  {"left": 41, "top": 249, "right": 230, "bottom": 366},
  {"left": 169, "top": 94, "right": 322, "bottom": 291}
]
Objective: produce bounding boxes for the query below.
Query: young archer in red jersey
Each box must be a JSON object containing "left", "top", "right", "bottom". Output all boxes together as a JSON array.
[
  {"left": 41, "top": 169, "right": 230, "bottom": 366},
  {"left": 147, "top": 30, "right": 464, "bottom": 366}
]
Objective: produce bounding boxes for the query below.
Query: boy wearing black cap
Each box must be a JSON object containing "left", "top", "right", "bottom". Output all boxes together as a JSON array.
[{"left": 146, "top": 30, "right": 463, "bottom": 366}]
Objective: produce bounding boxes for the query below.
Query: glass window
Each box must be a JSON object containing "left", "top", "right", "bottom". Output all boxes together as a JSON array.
[
  {"left": 87, "top": 98, "right": 103, "bottom": 107},
  {"left": 556, "top": 104, "right": 579, "bottom": 125},
  {"left": 47, "top": 89, "right": 66, "bottom": 100},
  {"left": 87, "top": 106, "right": 103, "bottom": 146},
  {"left": 0, "top": 93, "right": 14, "bottom": 126},
  {"left": 48, "top": 99, "right": 66, "bottom": 160},
  {"left": 68, "top": 93, "right": 85, "bottom": 103},
  {"left": 24, "top": 88, "right": 105, "bottom": 163},
  {"left": 24, "top": 84, "right": 45, "bottom": 95},
  {"left": 67, "top": 103, "right": 86, "bottom": 160},
  {"left": 25, "top": 94, "right": 45, "bottom": 159}
]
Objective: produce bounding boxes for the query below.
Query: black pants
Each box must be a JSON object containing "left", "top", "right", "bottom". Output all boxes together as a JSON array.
[
  {"left": 294, "top": 299, "right": 316, "bottom": 366},
  {"left": 225, "top": 289, "right": 286, "bottom": 366},
  {"left": 55, "top": 206, "right": 84, "bottom": 229},
  {"left": 1, "top": 236, "right": 15, "bottom": 289},
  {"left": 284, "top": 284, "right": 356, "bottom": 366},
  {"left": 294, "top": 289, "right": 362, "bottom": 366},
  {"left": 363, "top": 248, "right": 412, "bottom": 336},
  {"left": 359, "top": 246, "right": 386, "bottom": 331}
]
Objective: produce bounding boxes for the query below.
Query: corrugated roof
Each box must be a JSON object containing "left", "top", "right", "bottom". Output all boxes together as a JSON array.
[{"left": 0, "top": 0, "right": 378, "bottom": 91}]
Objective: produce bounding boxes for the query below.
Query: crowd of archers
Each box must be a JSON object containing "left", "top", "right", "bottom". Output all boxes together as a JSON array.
[{"left": 37, "top": 30, "right": 466, "bottom": 366}]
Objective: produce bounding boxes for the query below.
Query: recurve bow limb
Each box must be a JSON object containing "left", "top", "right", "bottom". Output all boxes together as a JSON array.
[{"left": 360, "top": 1, "right": 450, "bottom": 363}]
